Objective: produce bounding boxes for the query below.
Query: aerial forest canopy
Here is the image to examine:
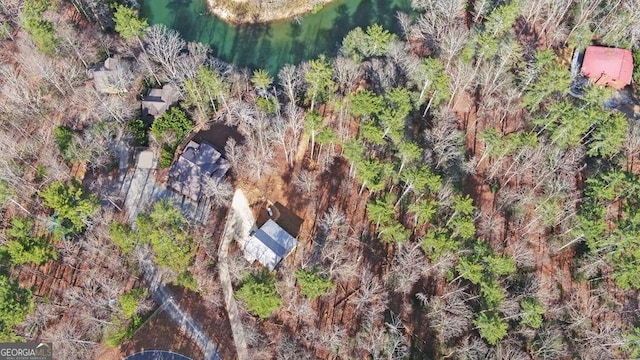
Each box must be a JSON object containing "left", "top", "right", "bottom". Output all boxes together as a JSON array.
[{"left": 1, "top": 0, "right": 640, "bottom": 359}]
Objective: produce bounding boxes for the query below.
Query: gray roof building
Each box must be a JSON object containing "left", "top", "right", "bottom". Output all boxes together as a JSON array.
[
  {"left": 89, "top": 57, "right": 130, "bottom": 94},
  {"left": 167, "top": 141, "right": 230, "bottom": 201},
  {"left": 142, "top": 84, "right": 181, "bottom": 118},
  {"left": 243, "top": 219, "right": 298, "bottom": 270}
]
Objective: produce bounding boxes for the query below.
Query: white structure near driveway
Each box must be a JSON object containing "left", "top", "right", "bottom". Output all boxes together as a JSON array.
[
  {"left": 228, "top": 190, "right": 298, "bottom": 271},
  {"left": 242, "top": 219, "right": 297, "bottom": 271}
]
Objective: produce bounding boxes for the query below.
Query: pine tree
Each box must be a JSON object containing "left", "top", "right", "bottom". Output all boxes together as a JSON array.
[
  {"left": 237, "top": 271, "right": 282, "bottom": 318},
  {"left": 0, "top": 275, "right": 34, "bottom": 341},
  {"left": 251, "top": 69, "right": 273, "bottom": 91},
  {"left": 305, "top": 55, "right": 335, "bottom": 111},
  {"left": 113, "top": 5, "right": 148, "bottom": 41},
  {"left": 40, "top": 181, "right": 98, "bottom": 239},
  {"left": 295, "top": 268, "right": 335, "bottom": 300},
  {"left": 4, "top": 216, "right": 56, "bottom": 265},
  {"left": 408, "top": 198, "right": 436, "bottom": 227},
  {"left": 474, "top": 312, "right": 508, "bottom": 345}
]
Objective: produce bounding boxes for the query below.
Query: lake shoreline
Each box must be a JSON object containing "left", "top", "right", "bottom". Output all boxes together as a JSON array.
[{"left": 205, "top": 0, "right": 335, "bottom": 24}]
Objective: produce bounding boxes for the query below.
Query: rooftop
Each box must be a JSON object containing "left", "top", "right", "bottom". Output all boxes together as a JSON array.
[
  {"left": 142, "top": 84, "right": 181, "bottom": 118},
  {"left": 242, "top": 219, "right": 298, "bottom": 270},
  {"left": 581, "top": 46, "right": 633, "bottom": 90},
  {"left": 167, "top": 141, "right": 230, "bottom": 201},
  {"left": 91, "top": 57, "right": 129, "bottom": 94}
]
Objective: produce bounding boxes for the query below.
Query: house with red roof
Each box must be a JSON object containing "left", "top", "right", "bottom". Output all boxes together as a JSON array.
[{"left": 581, "top": 46, "right": 633, "bottom": 90}]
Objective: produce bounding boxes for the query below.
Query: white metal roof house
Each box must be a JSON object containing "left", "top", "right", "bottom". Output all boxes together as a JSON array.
[{"left": 243, "top": 219, "right": 298, "bottom": 270}]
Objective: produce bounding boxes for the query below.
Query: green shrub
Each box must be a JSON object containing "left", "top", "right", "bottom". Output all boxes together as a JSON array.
[
  {"left": 54, "top": 126, "right": 74, "bottom": 161},
  {"left": 40, "top": 181, "right": 98, "bottom": 239},
  {"left": 175, "top": 271, "right": 198, "bottom": 292},
  {"left": 159, "top": 145, "right": 175, "bottom": 169},
  {"left": 21, "top": 0, "right": 58, "bottom": 54},
  {"left": 108, "top": 222, "right": 136, "bottom": 254},
  {"left": 34, "top": 164, "right": 46, "bottom": 182},
  {"left": 0, "top": 179, "right": 12, "bottom": 207},
  {"left": 119, "top": 288, "right": 146, "bottom": 319},
  {"left": 311, "top": 2, "right": 324, "bottom": 14},
  {"left": 151, "top": 108, "right": 193, "bottom": 168},
  {"left": 295, "top": 268, "right": 335, "bottom": 300},
  {"left": 128, "top": 119, "right": 149, "bottom": 146},
  {"left": 104, "top": 315, "right": 142, "bottom": 347},
  {"left": 105, "top": 288, "right": 147, "bottom": 347},
  {"left": 4, "top": 216, "right": 57, "bottom": 265},
  {"left": 150, "top": 108, "right": 193, "bottom": 141},
  {"left": 236, "top": 271, "right": 281, "bottom": 318}
]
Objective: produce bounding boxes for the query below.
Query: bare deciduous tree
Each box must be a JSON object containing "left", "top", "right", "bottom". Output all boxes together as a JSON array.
[
  {"left": 173, "top": 41, "right": 208, "bottom": 85},
  {"left": 419, "top": 283, "right": 472, "bottom": 343},
  {"left": 278, "top": 64, "right": 303, "bottom": 104},
  {"left": 387, "top": 242, "right": 427, "bottom": 294},
  {"left": 321, "top": 234, "right": 360, "bottom": 280},
  {"left": 144, "top": 24, "right": 186, "bottom": 81},
  {"left": 333, "top": 56, "right": 361, "bottom": 94},
  {"left": 424, "top": 109, "right": 465, "bottom": 172},
  {"left": 351, "top": 271, "right": 389, "bottom": 322},
  {"left": 276, "top": 333, "right": 313, "bottom": 360},
  {"left": 531, "top": 325, "right": 569, "bottom": 359},
  {"left": 202, "top": 178, "right": 234, "bottom": 208},
  {"left": 293, "top": 169, "right": 317, "bottom": 194},
  {"left": 41, "top": 320, "right": 99, "bottom": 360},
  {"left": 319, "top": 206, "right": 347, "bottom": 236}
]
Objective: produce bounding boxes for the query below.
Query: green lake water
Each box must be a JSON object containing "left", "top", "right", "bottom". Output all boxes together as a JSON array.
[{"left": 139, "top": 0, "right": 412, "bottom": 75}]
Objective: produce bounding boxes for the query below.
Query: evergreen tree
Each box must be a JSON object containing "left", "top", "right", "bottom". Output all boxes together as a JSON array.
[
  {"left": 519, "top": 298, "right": 545, "bottom": 329},
  {"left": 237, "top": 271, "right": 282, "bottom": 318},
  {"left": 0, "top": 275, "right": 34, "bottom": 341},
  {"left": 136, "top": 201, "right": 194, "bottom": 274},
  {"left": 349, "top": 90, "right": 384, "bottom": 118},
  {"left": 113, "top": 5, "right": 148, "bottom": 41},
  {"left": 108, "top": 222, "right": 136, "bottom": 255},
  {"left": 40, "top": 181, "right": 98, "bottom": 239},
  {"left": 341, "top": 24, "right": 397, "bottom": 61},
  {"left": 183, "top": 66, "right": 229, "bottom": 115},
  {"left": 421, "top": 228, "right": 458, "bottom": 261},
  {"left": 522, "top": 50, "right": 571, "bottom": 112},
  {"left": 21, "top": 0, "right": 59, "bottom": 54},
  {"left": 251, "top": 69, "right": 273, "bottom": 91},
  {"left": 474, "top": 312, "right": 508, "bottom": 345},
  {"left": 4, "top": 216, "right": 56, "bottom": 265},
  {"left": 295, "top": 268, "right": 335, "bottom": 300},
  {"left": 408, "top": 198, "right": 436, "bottom": 227},
  {"left": 305, "top": 111, "right": 323, "bottom": 158},
  {"left": 305, "top": 55, "right": 335, "bottom": 111}
]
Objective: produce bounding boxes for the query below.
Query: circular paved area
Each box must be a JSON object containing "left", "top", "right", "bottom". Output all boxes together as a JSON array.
[{"left": 124, "top": 350, "right": 194, "bottom": 360}]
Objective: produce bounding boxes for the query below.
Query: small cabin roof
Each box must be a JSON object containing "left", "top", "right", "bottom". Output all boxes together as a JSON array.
[
  {"left": 243, "top": 219, "right": 297, "bottom": 270},
  {"left": 581, "top": 46, "right": 633, "bottom": 90}
]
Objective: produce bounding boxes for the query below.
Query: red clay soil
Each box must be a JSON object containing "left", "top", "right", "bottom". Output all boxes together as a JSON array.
[
  {"left": 167, "top": 285, "right": 238, "bottom": 360},
  {"left": 234, "top": 116, "right": 392, "bottom": 354},
  {"left": 16, "top": 247, "right": 142, "bottom": 302},
  {"left": 97, "top": 285, "right": 236, "bottom": 360},
  {"left": 99, "top": 311, "right": 204, "bottom": 360}
]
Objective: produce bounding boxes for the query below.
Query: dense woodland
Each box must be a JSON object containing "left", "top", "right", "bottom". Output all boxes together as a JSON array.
[{"left": 2, "top": 0, "right": 640, "bottom": 359}]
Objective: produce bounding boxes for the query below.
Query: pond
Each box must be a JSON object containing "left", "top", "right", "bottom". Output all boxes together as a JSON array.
[{"left": 139, "top": 0, "right": 413, "bottom": 75}]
